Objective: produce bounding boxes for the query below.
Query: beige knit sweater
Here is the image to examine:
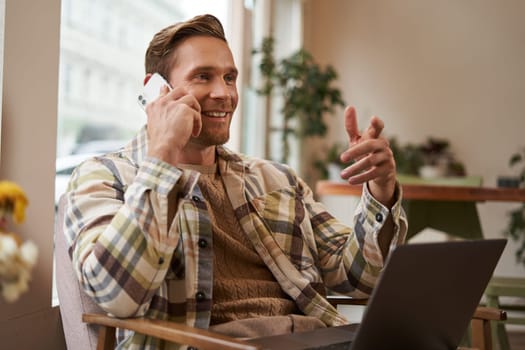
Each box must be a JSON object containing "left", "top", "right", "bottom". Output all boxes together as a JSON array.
[{"left": 186, "top": 163, "right": 300, "bottom": 325}]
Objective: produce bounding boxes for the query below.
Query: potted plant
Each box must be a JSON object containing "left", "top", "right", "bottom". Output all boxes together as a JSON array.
[
  {"left": 388, "top": 136, "right": 466, "bottom": 178},
  {"left": 389, "top": 137, "right": 424, "bottom": 176},
  {"left": 503, "top": 147, "right": 525, "bottom": 266},
  {"left": 417, "top": 137, "right": 451, "bottom": 178},
  {"left": 252, "top": 37, "right": 346, "bottom": 164}
]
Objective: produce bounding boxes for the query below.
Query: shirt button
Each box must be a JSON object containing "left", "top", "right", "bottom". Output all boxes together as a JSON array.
[
  {"left": 192, "top": 195, "right": 201, "bottom": 202},
  {"left": 198, "top": 238, "right": 208, "bottom": 248},
  {"left": 375, "top": 213, "right": 383, "bottom": 223},
  {"left": 195, "top": 291, "right": 206, "bottom": 302}
]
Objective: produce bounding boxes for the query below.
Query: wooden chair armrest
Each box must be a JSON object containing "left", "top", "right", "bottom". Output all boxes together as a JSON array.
[
  {"left": 83, "top": 306, "right": 505, "bottom": 350},
  {"left": 472, "top": 306, "right": 507, "bottom": 321},
  {"left": 470, "top": 306, "right": 506, "bottom": 350},
  {"left": 82, "top": 313, "right": 260, "bottom": 350},
  {"left": 326, "top": 295, "right": 368, "bottom": 306}
]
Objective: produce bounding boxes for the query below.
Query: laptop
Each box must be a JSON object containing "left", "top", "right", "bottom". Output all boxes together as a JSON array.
[{"left": 248, "top": 239, "right": 507, "bottom": 350}]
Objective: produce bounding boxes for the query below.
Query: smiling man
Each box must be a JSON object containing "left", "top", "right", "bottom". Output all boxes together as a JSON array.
[
  {"left": 62, "top": 14, "right": 407, "bottom": 350},
  {"left": 145, "top": 33, "right": 238, "bottom": 165}
]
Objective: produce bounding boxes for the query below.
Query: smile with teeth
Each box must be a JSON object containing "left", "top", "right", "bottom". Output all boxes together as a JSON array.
[{"left": 203, "top": 111, "right": 228, "bottom": 118}]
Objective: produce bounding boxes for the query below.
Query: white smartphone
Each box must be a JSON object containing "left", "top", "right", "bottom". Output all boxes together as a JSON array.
[{"left": 137, "top": 73, "right": 171, "bottom": 110}]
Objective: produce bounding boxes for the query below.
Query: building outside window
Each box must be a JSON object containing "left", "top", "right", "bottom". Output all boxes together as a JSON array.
[
  {"left": 53, "top": 0, "right": 231, "bottom": 304},
  {"left": 55, "top": 0, "right": 230, "bottom": 205}
]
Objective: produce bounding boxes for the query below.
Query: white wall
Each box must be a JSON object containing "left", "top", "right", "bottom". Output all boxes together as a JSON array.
[
  {"left": 0, "top": 0, "right": 66, "bottom": 348},
  {"left": 304, "top": 0, "right": 525, "bottom": 277}
]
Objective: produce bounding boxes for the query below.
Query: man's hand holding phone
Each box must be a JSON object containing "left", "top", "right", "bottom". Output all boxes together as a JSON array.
[{"left": 140, "top": 73, "right": 202, "bottom": 166}]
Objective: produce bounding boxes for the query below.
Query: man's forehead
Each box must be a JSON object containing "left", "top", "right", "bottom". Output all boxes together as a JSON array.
[{"left": 172, "top": 36, "right": 236, "bottom": 68}]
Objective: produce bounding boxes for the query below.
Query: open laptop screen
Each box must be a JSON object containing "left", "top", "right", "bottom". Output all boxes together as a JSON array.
[
  {"left": 249, "top": 239, "right": 506, "bottom": 350},
  {"left": 351, "top": 239, "right": 506, "bottom": 350}
]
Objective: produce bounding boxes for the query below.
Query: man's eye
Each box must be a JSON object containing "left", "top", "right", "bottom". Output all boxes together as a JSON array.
[
  {"left": 196, "top": 73, "right": 210, "bottom": 81},
  {"left": 225, "top": 74, "right": 237, "bottom": 84}
]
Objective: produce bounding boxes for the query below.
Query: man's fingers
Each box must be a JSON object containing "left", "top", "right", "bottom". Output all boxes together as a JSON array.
[
  {"left": 158, "top": 84, "right": 170, "bottom": 97},
  {"left": 176, "top": 94, "right": 201, "bottom": 113},
  {"left": 345, "top": 167, "right": 381, "bottom": 185},
  {"left": 364, "top": 115, "right": 384, "bottom": 139},
  {"left": 180, "top": 94, "right": 202, "bottom": 137},
  {"left": 341, "top": 137, "right": 389, "bottom": 163},
  {"left": 340, "top": 151, "right": 394, "bottom": 185},
  {"left": 164, "top": 88, "right": 200, "bottom": 111},
  {"left": 344, "top": 107, "right": 385, "bottom": 143},
  {"left": 192, "top": 110, "right": 202, "bottom": 137},
  {"left": 341, "top": 150, "right": 388, "bottom": 177},
  {"left": 344, "top": 106, "right": 360, "bottom": 144}
]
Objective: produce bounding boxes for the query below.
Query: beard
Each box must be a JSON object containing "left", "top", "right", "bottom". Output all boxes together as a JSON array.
[{"left": 191, "top": 117, "right": 231, "bottom": 146}]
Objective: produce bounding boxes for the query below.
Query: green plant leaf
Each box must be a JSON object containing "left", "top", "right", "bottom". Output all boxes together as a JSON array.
[
  {"left": 252, "top": 36, "right": 346, "bottom": 163},
  {"left": 509, "top": 152, "right": 523, "bottom": 166}
]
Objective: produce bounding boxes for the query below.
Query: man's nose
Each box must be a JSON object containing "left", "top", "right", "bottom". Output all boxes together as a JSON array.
[{"left": 209, "top": 79, "right": 231, "bottom": 99}]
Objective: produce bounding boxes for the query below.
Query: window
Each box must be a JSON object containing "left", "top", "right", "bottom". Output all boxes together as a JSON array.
[
  {"left": 54, "top": 0, "right": 233, "bottom": 305},
  {"left": 56, "top": 0, "right": 232, "bottom": 183},
  {"left": 241, "top": 0, "right": 305, "bottom": 170}
]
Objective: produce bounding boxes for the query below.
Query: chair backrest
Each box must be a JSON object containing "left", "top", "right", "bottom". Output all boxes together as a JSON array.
[{"left": 55, "top": 195, "right": 103, "bottom": 350}]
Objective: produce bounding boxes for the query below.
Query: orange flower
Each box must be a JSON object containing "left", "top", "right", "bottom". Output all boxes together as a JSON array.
[{"left": 0, "top": 181, "right": 28, "bottom": 224}]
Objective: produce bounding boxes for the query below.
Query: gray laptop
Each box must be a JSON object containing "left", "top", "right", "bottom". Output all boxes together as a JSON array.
[{"left": 248, "top": 239, "right": 507, "bottom": 350}]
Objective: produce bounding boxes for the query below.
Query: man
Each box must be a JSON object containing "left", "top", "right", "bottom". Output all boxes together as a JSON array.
[{"left": 63, "top": 14, "right": 407, "bottom": 349}]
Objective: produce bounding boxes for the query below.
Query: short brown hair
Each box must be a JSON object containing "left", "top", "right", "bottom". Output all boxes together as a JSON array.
[{"left": 144, "top": 14, "right": 227, "bottom": 79}]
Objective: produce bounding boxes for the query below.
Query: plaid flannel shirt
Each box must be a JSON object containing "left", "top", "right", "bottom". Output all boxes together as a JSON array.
[{"left": 63, "top": 126, "right": 407, "bottom": 349}]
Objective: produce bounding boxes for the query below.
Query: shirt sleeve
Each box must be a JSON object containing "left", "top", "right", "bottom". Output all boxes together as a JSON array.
[
  {"left": 62, "top": 155, "right": 197, "bottom": 317},
  {"left": 355, "top": 181, "right": 407, "bottom": 265},
  {"left": 304, "top": 178, "right": 407, "bottom": 298}
]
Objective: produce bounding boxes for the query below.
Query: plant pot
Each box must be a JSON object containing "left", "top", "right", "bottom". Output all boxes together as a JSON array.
[{"left": 418, "top": 165, "right": 446, "bottom": 179}]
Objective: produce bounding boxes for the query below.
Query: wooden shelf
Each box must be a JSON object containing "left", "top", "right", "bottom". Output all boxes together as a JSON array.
[{"left": 315, "top": 180, "right": 525, "bottom": 202}]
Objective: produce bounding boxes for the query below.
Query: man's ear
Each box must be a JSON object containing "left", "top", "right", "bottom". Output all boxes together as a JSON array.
[{"left": 143, "top": 73, "right": 153, "bottom": 86}]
